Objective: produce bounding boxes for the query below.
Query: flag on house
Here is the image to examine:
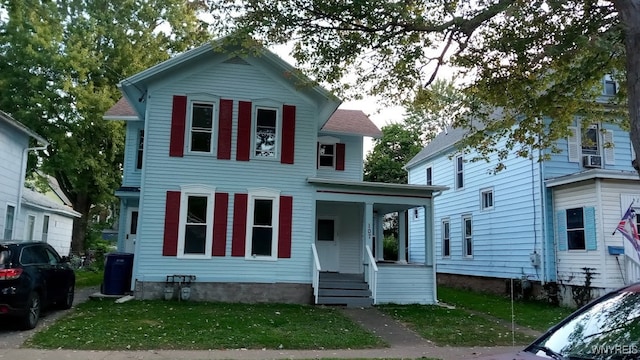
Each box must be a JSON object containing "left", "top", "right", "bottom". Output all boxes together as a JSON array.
[{"left": 614, "top": 203, "right": 640, "bottom": 262}]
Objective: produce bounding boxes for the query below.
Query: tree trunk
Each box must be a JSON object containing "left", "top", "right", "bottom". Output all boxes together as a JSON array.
[
  {"left": 614, "top": 0, "right": 640, "bottom": 175},
  {"left": 71, "top": 193, "right": 91, "bottom": 254}
]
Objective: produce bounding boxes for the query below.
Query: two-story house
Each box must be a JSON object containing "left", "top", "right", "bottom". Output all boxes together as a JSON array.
[
  {"left": 406, "top": 83, "right": 640, "bottom": 306},
  {"left": 0, "top": 111, "right": 80, "bottom": 256},
  {"left": 104, "top": 39, "right": 447, "bottom": 306}
]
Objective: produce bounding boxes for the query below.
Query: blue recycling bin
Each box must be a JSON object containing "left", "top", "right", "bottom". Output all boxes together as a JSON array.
[{"left": 102, "top": 252, "right": 134, "bottom": 295}]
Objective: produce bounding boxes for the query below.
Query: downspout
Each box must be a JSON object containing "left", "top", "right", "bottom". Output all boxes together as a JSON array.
[
  {"left": 17, "top": 143, "right": 49, "bottom": 239},
  {"left": 538, "top": 147, "right": 547, "bottom": 285}
]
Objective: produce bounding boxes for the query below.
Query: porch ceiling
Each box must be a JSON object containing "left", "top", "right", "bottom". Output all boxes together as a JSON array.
[{"left": 308, "top": 177, "right": 447, "bottom": 209}]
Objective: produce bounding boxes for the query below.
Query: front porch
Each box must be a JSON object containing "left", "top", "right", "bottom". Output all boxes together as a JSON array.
[{"left": 308, "top": 177, "right": 447, "bottom": 306}]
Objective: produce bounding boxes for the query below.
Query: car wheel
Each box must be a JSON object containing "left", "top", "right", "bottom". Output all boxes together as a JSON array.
[
  {"left": 59, "top": 283, "right": 75, "bottom": 309},
  {"left": 21, "top": 291, "right": 41, "bottom": 330}
]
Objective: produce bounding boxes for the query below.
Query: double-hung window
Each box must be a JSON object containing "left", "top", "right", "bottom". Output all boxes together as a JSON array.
[
  {"left": 426, "top": 166, "right": 433, "bottom": 186},
  {"left": 462, "top": 215, "right": 473, "bottom": 257},
  {"left": 4, "top": 204, "right": 15, "bottom": 240},
  {"left": 188, "top": 100, "right": 216, "bottom": 154},
  {"left": 442, "top": 219, "right": 450, "bottom": 258},
  {"left": 178, "top": 185, "right": 214, "bottom": 258},
  {"left": 318, "top": 144, "right": 335, "bottom": 167},
  {"left": 566, "top": 207, "right": 586, "bottom": 250},
  {"left": 582, "top": 125, "right": 599, "bottom": 156},
  {"left": 481, "top": 188, "right": 494, "bottom": 210},
  {"left": 455, "top": 155, "right": 464, "bottom": 189},
  {"left": 246, "top": 189, "right": 280, "bottom": 259},
  {"left": 254, "top": 107, "right": 279, "bottom": 158},
  {"left": 136, "top": 130, "right": 144, "bottom": 169}
]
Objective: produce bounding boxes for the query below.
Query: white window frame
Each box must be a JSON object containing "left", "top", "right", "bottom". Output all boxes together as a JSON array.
[
  {"left": 480, "top": 188, "right": 494, "bottom": 211},
  {"left": 177, "top": 185, "right": 215, "bottom": 259},
  {"left": 462, "top": 214, "right": 473, "bottom": 258},
  {"left": 581, "top": 124, "right": 600, "bottom": 156},
  {"left": 42, "top": 215, "right": 50, "bottom": 242},
  {"left": 136, "top": 129, "right": 144, "bottom": 170},
  {"left": 186, "top": 94, "right": 219, "bottom": 155},
  {"left": 442, "top": 218, "right": 450, "bottom": 258},
  {"left": 425, "top": 165, "right": 433, "bottom": 186},
  {"left": 566, "top": 207, "right": 586, "bottom": 251},
  {"left": 3, "top": 203, "right": 16, "bottom": 240},
  {"left": 252, "top": 101, "right": 282, "bottom": 160},
  {"left": 455, "top": 155, "right": 464, "bottom": 190},
  {"left": 245, "top": 188, "right": 281, "bottom": 260},
  {"left": 603, "top": 74, "right": 618, "bottom": 96},
  {"left": 25, "top": 214, "right": 36, "bottom": 241}
]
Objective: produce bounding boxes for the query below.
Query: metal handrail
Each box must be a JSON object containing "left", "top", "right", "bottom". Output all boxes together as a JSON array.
[
  {"left": 311, "top": 243, "right": 322, "bottom": 304},
  {"left": 365, "top": 245, "right": 378, "bottom": 304}
]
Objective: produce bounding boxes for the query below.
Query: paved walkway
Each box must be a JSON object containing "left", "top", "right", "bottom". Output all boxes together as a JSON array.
[{"left": 0, "top": 292, "right": 527, "bottom": 360}]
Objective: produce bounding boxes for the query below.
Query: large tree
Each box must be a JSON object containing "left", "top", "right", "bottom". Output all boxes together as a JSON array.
[
  {"left": 0, "top": 0, "right": 212, "bottom": 252},
  {"left": 364, "top": 123, "right": 423, "bottom": 184},
  {"left": 214, "top": 0, "right": 639, "bottom": 171}
]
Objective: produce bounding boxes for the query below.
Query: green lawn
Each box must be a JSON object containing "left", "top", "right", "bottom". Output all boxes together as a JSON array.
[
  {"left": 379, "top": 304, "right": 536, "bottom": 346},
  {"left": 437, "top": 286, "right": 574, "bottom": 332},
  {"left": 26, "top": 299, "right": 384, "bottom": 350},
  {"left": 74, "top": 269, "right": 104, "bottom": 288}
]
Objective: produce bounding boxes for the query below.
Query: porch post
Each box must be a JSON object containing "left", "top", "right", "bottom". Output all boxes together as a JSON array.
[
  {"left": 364, "top": 202, "right": 374, "bottom": 251},
  {"left": 424, "top": 203, "right": 434, "bottom": 267},
  {"left": 398, "top": 210, "right": 407, "bottom": 263},
  {"left": 375, "top": 212, "right": 384, "bottom": 260}
]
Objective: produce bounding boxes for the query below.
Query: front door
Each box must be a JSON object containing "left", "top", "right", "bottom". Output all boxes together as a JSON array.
[
  {"left": 316, "top": 217, "right": 339, "bottom": 271},
  {"left": 125, "top": 208, "right": 138, "bottom": 253}
]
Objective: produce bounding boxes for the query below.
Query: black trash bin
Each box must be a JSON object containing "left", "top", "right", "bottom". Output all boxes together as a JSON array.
[{"left": 102, "top": 252, "right": 134, "bottom": 295}]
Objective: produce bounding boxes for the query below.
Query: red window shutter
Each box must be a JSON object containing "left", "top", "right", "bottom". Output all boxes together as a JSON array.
[
  {"left": 336, "top": 143, "right": 345, "bottom": 171},
  {"left": 236, "top": 101, "right": 252, "bottom": 161},
  {"left": 213, "top": 192, "right": 229, "bottom": 256},
  {"left": 281, "top": 105, "right": 296, "bottom": 164},
  {"left": 231, "top": 193, "right": 248, "bottom": 256},
  {"left": 170, "top": 95, "right": 187, "bottom": 157},
  {"left": 217, "top": 99, "right": 233, "bottom": 160},
  {"left": 278, "top": 196, "right": 293, "bottom": 258},
  {"left": 163, "top": 191, "right": 181, "bottom": 256}
]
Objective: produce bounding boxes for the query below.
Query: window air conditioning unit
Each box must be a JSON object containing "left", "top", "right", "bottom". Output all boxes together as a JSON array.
[{"left": 583, "top": 155, "right": 602, "bottom": 168}]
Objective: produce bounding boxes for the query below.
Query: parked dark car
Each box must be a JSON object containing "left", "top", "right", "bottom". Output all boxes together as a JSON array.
[
  {"left": 480, "top": 283, "right": 640, "bottom": 360},
  {"left": 0, "top": 241, "right": 75, "bottom": 329}
]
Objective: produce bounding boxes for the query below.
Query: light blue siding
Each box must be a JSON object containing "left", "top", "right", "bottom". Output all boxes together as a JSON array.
[
  {"left": 316, "top": 135, "right": 363, "bottom": 181},
  {"left": 132, "top": 59, "right": 326, "bottom": 284},
  {"left": 376, "top": 264, "right": 435, "bottom": 304},
  {"left": 122, "top": 121, "right": 143, "bottom": 187},
  {"left": 409, "top": 135, "right": 544, "bottom": 281},
  {"left": 0, "top": 121, "right": 29, "bottom": 239}
]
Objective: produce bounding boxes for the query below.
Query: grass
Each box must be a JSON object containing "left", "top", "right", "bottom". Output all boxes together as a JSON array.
[
  {"left": 380, "top": 304, "right": 536, "bottom": 346},
  {"left": 26, "top": 299, "right": 384, "bottom": 350},
  {"left": 74, "top": 269, "right": 104, "bottom": 288},
  {"left": 437, "top": 286, "right": 574, "bottom": 332}
]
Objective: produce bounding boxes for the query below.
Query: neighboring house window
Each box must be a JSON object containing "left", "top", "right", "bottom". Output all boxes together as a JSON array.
[
  {"left": 26, "top": 215, "right": 36, "bottom": 241},
  {"left": 246, "top": 188, "right": 280, "bottom": 259},
  {"left": 462, "top": 215, "right": 472, "bottom": 257},
  {"left": 254, "top": 107, "right": 279, "bottom": 158},
  {"left": 188, "top": 101, "right": 216, "bottom": 153},
  {"left": 177, "top": 186, "right": 214, "bottom": 258},
  {"left": 426, "top": 166, "right": 433, "bottom": 186},
  {"left": 442, "top": 219, "right": 450, "bottom": 258},
  {"left": 4, "top": 204, "right": 15, "bottom": 240},
  {"left": 318, "top": 143, "right": 335, "bottom": 167},
  {"left": 582, "top": 125, "right": 599, "bottom": 156},
  {"left": 603, "top": 75, "right": 617, "bottom": 96},
  {"left": 455, "top": 155, "right": 464, "bottom": 189},
  {"left": 481, "top": 188, "right": 494, "bottom": 210},
  {"left": 136, "top": 130, "right": 144, "bottom": 169},
  {"left": 42, "top": 215, "right": 50, "bottom": 242},
  {"left": 566, "top": 207, "right": 586, "bottom": 250}
]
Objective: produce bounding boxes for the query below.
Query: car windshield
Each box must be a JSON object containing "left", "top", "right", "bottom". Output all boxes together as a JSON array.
[{"left": 531, "top": 290, "right": 640, "bottom": 359}]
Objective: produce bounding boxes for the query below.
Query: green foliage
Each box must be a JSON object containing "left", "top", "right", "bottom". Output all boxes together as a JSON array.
[
  {"left": 212, "top": 0, "right": 640, "bottom": 173},
  {"left": 27, "top": 300, "right": 384, "bottom": 350},
  {"left": 74, "top": 269, "right": 104, "bottom": 288},
  {"left": 0, "top": 0, "right": 214, "bottom": 251},
  {"left": 383, "top": 236, "right": 398, "bottom": 260},
  {"left": 363, "top": 124, "right": 423, "bottom": 184}
]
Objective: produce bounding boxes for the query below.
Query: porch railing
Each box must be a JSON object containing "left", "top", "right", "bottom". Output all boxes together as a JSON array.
[
  {"left": 311, "top": 243, "right": 322, "bottom": 304},
  {"left": 364, "top": 245, "right": 378, "bottom": 304},
  {"left": 626, "top": 255, "right": 640, "bottom": 285}
]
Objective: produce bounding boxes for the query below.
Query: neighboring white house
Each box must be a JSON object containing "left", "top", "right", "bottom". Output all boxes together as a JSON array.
[{"left": 0, "top": 110, "right": 80, "bottom": 256}]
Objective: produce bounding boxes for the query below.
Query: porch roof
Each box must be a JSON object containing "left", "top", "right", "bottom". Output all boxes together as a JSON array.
[
  {"left": 307, "top": 177, "right": 448, "bottom": 204},
  {"left": 545, "top": 169, "right": 640, "bottom": 188}
]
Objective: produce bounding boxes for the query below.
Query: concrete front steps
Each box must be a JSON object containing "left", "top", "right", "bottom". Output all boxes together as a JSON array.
[{"left": 317, "top": 272, "right": 373, "bottom": 308}]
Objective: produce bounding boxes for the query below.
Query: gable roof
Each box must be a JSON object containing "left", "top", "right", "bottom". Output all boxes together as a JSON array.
[
  {"left": 22, "top": 187, "right": 81, "bottom": 218},
  {"left": 0, "top": 110, "right": 48, "bottom": 146},
  {"left": 105, "top": 97, "right": 381, "bottom": 138},
  {"left": 117, "top": 38, "right": 341, "bottom": 128},
  {"left": 404, "top": 126, "right": 467, "bottom": 169}
]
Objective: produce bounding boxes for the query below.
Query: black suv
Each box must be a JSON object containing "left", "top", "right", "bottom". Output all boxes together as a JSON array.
[{"left": 0, "top": 241, "right": 75, "bottom": 329}]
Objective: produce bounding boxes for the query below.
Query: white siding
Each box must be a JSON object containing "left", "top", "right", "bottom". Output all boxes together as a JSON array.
[
  {"left": 19, "top": 206, "right": 73, "bottom": 256},
  {"left": 376, "top": 264, "right": 435, "bottom": 304}
]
